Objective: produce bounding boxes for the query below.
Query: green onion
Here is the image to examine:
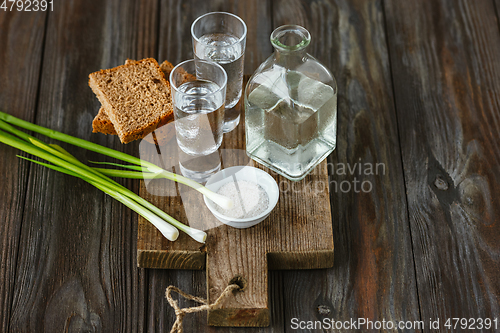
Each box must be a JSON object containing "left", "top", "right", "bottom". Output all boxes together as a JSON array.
[
  {"left": 0, "top": 127, "right": 206, "bottom": 243},
  {"left": 88, "top": 160, "right": 147, "bottom": 171},
  {"left": 0, "top": 129, "right": 181, "bottom": 240},
  {"left": 92, "top": 183, "right": 181, "bottom": 241},
  {"left": 91, "top": 168, "right": 153, "bottom": 179},
  {"left": 0, "top": 112, "right": 232, "bottom": 210},
  {"left": 17, "top": 155, "right": 180, "bottom": 241},
  {"left": 0, "top": 113, "right": 143, "bottom": 165}
]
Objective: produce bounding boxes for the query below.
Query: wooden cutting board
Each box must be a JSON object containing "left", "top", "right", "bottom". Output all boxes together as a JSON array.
[{"left": 137, "top": 104, "right": 334, "bottom": 327}]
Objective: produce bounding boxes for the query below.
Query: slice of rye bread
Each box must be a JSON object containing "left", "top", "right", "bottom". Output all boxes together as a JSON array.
[
  {"left": 92, "top": 60, "right": 175, "bottom": 140},
  {"left": 92, "top": 106, "right": 175, "bottom": 145},
  {"left": 89, "top": 58, "right": 173, "bottom": 144},
  {"left": 92, "top": 107, "right": 117, "bottom": 135}
]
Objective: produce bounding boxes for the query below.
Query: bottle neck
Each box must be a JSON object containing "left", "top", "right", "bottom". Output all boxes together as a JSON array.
[
  {"left": 273, "top": 48, "right": 308, "bottom": 68},
  {"left": 270, "top": 25, "right": 311, "bottom": 69}
]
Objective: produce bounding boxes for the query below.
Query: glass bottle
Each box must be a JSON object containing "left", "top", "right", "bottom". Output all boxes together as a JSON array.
[{"left": 244, "top": 25, "right": 337, "bottom": 181}]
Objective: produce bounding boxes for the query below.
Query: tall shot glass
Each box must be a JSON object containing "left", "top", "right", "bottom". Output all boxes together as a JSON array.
[
  {"left": 191, "top": 12, "right": 247, "bottom": 133},
  {"left": 170, "top": 59, "right": 227, "bottom": 181}
]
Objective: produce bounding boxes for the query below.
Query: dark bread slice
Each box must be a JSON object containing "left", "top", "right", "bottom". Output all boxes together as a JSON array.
[
  {"left": 88, "top": 58, "right": 173, "bottom": 144},
  {"left": 92, "top": 105, "right": 175, "bottom": 145},
  {"left": 92, "top": 107, "right": 118, "bottom": 135},
  {"left": 140, "top": 60, "right": 176, "bottom": 145},
  {"left": 92, "top": 59, "right": 176, "bottom": 140},
  {"left": 92, "top": 59, "right": 137, "bottom": 135},
  {"left": 159, "top": 60, "right": 175, "bottom": 76}
]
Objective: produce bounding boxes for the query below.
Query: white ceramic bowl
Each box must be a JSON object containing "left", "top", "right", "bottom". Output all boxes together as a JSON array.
[{"left": 203, "top": 166, "right": 279, "bottom": 228}]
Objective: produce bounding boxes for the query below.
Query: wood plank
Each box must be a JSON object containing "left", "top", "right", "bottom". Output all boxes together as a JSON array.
[
  {"left": 271, "top": 0, "right": 421, "bottom": 329},
  {"left": 144, "top": 270, "right": 285, "bottom": 332},
  {"left": 138, "top": 103, "right": 334, "bottom": 327},
  {"left": 158, "top": 0, "right": 273, "bottom": 74},
  {"left": 146, "top": 1, "right": 279, "bottom": 331},
  {"left": 0, "top": 9, "right": 47, "bottom": 333},
  {"left": 496, "top": 0, "right": 500, "bottom": 28},
  {"left": 384, "top": 0, "right": 500, "bottom": 323},
  {"left": 5, "top": 0, "right": 157, "bottom": 331}
]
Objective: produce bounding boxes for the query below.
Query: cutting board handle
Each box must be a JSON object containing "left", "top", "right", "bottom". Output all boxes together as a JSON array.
[{"left": 207, "top": 246, "right": 270, "bottom": 327}]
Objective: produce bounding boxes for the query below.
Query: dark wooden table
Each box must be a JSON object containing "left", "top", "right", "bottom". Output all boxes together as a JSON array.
[{"left": 1, "top": 0, "right": 500, "bottom": 331}]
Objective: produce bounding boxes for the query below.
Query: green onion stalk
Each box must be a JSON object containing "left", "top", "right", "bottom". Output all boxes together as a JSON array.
[
  {"left": 0, "top": 111, "right": 231, "bottom": 243},
  {"left": 0, "top": 128, "right": 184, "bottom": 242},
  {"left": 18, "top": 155, "right": 180, "bottom": 242},
  {"left": 0, "top": 111, "right": 232, "bottom": 210}
]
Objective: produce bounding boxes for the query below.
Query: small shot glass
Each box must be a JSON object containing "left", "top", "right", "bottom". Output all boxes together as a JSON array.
[
  {"left": 191, "top": 12, "right": 247, "bottom": 133},
  {"left": 169, "top": 59, "right": 227, "bottom": 181}
]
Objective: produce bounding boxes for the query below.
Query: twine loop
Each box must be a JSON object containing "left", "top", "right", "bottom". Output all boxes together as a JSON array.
[{"left": 166, "top": 284, "right": 240, "bottom": 333}]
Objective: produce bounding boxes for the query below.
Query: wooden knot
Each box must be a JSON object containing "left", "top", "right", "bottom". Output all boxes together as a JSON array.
[
  {"left": 317, "top": 304, "right": 331, "bottom": 315},
  {"left": 434, "top": 174, "right": 449, "bottom": 190}
]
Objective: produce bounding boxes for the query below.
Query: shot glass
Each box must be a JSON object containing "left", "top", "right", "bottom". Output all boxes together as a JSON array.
[
  {"left": 191, "top": 12, "right": 247, "bottom": 133},
  {"left": 170, "top": 59, "right": 227, "bottom": 158}
]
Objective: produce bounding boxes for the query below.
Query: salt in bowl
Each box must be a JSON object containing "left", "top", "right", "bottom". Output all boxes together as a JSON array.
[{"left": 203, "top": 166, "right": 279, "bottom": 228}]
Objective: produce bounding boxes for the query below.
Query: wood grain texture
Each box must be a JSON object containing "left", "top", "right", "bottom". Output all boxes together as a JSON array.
[
  {"left": 138, "top": 107, "right": 334, "bottom": 327},
  {"left": 384, "top": 0, "right": 500, "bottom": 323},
  {"left": 0, "top": 9, "right": 47, "bottom": 333},
  {"left": 272, "top": 0, "right": 421, "bottom": 330},
  {"left": 158, "top": 0, "right": 273, "bottom": 75},
  {"left": 495, "top": 0, "right": 500, "bottom": 29},
  {"left": 2, "top": 1, "right": 499, "bottom": 332},
  {"left": 5, "top": 0, "right": 157, "bottom": 331},
  {"left": 145, "top": 1, "right": 279, "bottom": 331}
]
